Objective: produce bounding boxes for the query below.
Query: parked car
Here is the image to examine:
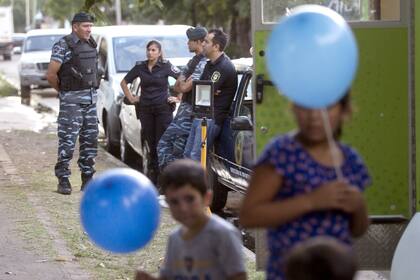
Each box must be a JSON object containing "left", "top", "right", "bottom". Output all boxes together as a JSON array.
[
  {"left": 18, "top": 28, "right": 69, "bottom": 104},
  {"left": 94, "top": 25, "right": 193, "bottom": 157}
]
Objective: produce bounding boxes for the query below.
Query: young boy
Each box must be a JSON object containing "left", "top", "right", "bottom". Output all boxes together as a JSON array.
[
  {"left": 135, "top": 159, "right": 247, "bottom": 280},
  {"left": 284, "top": 237, "right": 357, "bottom": 280}
]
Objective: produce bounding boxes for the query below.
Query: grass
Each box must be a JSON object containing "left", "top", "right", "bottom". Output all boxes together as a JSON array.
[
  {"left": 0, "top": 74, "right": 18, "bottom": 96},
  {"left": 2, "top": 130, "right": 266, "bottom": 279}
]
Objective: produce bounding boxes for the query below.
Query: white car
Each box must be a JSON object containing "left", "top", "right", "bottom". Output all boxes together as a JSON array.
[
  {"left": 18, "top": 28, "right": 69, "bottom": 104},
  {"left": 94, "top": 25, "right": 193, "bottom": 158}
]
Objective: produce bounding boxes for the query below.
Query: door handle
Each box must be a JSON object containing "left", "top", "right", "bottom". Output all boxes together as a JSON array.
[{"left": 256, "top": 74, "right": 273, "bottom": 104}]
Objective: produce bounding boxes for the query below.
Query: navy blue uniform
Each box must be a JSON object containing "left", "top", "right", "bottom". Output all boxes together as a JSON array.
[
  {"left": 124, "top": 59, "right": 180, "bottom": 183},
  {"left": 184, "top": 54, "right": 238, "bottom": 162}
]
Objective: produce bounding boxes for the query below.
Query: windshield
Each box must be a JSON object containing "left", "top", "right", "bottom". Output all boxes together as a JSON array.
[
  {"left": 24, "top": 35, "right": 63, "bottom": 52},
  {"left": 113, "top": 36, "right": 193, "bottom": 72}
]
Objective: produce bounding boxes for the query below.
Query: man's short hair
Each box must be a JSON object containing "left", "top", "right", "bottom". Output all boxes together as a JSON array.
[
  {"left": 186, "top": 26, "right": 208, "bottom": 41},
  {"left": 72, "top": 12, "right": 95, "bottom": 24},
  {"left": 160, "top": 159, "right": 208, "bottom": 195},
  {"left": 208, "top": 29, "right": 229, "bottom": 51},
  {"left": 285, "top": 237, "right": 357, "bottom": 280}
]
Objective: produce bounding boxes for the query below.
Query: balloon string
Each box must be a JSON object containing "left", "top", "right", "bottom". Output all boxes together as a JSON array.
[{"left": 321, "top": 109, "right": 344, "bottom": 181}]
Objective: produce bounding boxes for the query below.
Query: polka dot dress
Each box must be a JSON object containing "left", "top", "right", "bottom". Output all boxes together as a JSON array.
[{"left": 257, "top": 134, "right": 371, "bottom": 280}]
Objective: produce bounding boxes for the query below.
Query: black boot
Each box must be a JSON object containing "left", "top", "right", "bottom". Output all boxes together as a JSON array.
[
  {"left": 57, "top": 177, "right": 72, "bottom": 195},
  {"left": 81, "top": 174, "right": 93, "bottom": 191}
]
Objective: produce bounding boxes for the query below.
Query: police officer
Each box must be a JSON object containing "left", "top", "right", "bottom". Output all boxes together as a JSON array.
[
  {"left": 47, "top": 12, "right": 99, "bottom": 195},
  {"left": 184, "top": 29, "right": 238, "bottom": 162},
  {"left": 120, "top": 40, "right": 180, "bottom": 184},
  {"left": 157, "top": 26, "right": 208, "bottom": 171}
]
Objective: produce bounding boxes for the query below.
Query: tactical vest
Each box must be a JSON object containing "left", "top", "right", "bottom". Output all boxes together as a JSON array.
[{"left": 58, "top": 35, "right": 99, "bottom": 91}]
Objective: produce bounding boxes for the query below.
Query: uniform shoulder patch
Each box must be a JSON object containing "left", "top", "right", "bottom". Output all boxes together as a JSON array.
[
  {"left": 211, "top": 71, "right": 221, "bottom": 83},
  {"left": 171, "top": 64, "right": 181, "bottom": 73}
]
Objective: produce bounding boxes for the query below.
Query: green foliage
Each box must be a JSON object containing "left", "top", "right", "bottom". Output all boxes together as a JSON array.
[{"left": 0, "top": 75, "right": 18, "bottom": 97}]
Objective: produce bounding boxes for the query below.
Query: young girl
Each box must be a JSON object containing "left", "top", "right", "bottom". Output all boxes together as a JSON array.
[{"left": 239, "top": 94, "right": 371, "bottom": 280}]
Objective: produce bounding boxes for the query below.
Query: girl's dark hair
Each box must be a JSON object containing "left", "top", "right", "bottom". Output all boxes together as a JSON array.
[
  {"left": 334, "top": 89, "right": 351, "bottom": 139},
  {"left": 146, "top": 40, "right": 164, "bottom": 62},
  {"left": 160, "top": 159, "right": 208, "bottom": 195}
]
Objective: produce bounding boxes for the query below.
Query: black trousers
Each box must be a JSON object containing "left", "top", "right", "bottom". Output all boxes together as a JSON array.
[{"left": 138, "top": 103, "right": 173, "bottom": 183}]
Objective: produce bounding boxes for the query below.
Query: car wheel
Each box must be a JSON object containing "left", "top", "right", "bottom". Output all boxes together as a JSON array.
[
  {"left": 105, "top": 121, "right": 120, "bottom": 157},
  {"left": 20, "top": 84, "right": 30, "bottom": 105},
  {"left": 208, "top": 167, "right": 228, "bottom": 213},
  {"left": 120, "top": 129, "right": 139, "bottom": 166},
  {"left": 3, "top": 54, "right": 11, "bottom": 60}
]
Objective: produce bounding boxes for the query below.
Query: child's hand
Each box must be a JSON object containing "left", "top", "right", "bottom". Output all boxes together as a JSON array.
[
  {"left": 134, "top": 270, "right": 158, "bottom": 280},
  {"left": 340, "top": 185, "right": 363, "bottom": 213},
  {"left": 308, "top": 180, "right": 349, "bottom": 211}
]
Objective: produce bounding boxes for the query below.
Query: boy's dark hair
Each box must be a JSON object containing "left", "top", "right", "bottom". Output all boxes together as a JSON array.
[
  {"left": 208, "top": 29, "right": 229, "bottom": 51},
  {"left": 285, "top": 237, "right": 357, "bottom": 280},
  {"left": 160, "top": 159, "right": 208, "bottom": 195}
]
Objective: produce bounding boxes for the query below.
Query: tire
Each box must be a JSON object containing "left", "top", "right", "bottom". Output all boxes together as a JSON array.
[
  {"left": 3, "top": 54, "right": 11, "bottom": 60},
  {"left": 105, "top": 121, "right": 120, "bottom": 157},
  {"left": 208, "top": 167, "right": 228, "bottom": 213},
  {"left": 120, "top": 130, "right": 139, "bottom": 166},
  {"left": 20, "top": 84, "right": 31, "bottom": 105}
]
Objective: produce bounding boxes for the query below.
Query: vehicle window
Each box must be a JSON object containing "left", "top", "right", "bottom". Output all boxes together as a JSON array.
[
  {"left": 237, "top": 75, "right": 253, "bottom": 120},
  {"left": 24, "top": 35, "right": 63, "bottom": 52},
  {"left": 113, "top": 35, "right": 192, "bottom": 73},
  {"left": 262, "top": 0, "right": 401, "bottom": 23}
]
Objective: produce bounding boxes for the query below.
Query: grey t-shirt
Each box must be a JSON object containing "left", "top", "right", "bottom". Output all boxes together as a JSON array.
[{"left": 160, "top": 215, "right": 245, "bottom": 279}]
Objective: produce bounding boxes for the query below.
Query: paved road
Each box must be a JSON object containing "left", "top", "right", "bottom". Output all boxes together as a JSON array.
[{"left": 0, "top": 54, "right": 20, "bottom": 87}]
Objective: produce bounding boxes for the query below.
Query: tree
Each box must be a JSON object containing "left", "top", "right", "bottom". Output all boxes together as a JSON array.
[{"left": 83, "top": 0, "right": 251, "bottom": 58}]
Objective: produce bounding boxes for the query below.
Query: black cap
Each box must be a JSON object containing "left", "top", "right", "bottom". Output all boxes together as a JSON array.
[
  {"left": 186, "top": 26, "right": 207, "bottom": 41},
  {"left": 71, "top": 12, "right": 95, "bottom": 24}
]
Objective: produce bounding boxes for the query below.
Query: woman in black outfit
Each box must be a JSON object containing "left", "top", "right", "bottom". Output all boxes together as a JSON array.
[{"left": 120, "top": 40, "right": 180, "bottom": 184}]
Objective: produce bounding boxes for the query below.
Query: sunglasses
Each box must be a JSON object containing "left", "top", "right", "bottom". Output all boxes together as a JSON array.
[{"left": 166, "top": 194, "right": 197, "bottom": 207}]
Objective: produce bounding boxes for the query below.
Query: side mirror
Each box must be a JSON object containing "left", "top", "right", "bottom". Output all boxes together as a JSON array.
[
  {"left": 13, "top": 46, "right": 21, "bottom": 55},
  {"left": 231, "top": 116, "right": 253, "bottom": 131}
]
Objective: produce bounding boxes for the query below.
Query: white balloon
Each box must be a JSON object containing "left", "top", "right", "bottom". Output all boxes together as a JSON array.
[{"left": 391, "top": 213, "right": 420, "bottom": 280}]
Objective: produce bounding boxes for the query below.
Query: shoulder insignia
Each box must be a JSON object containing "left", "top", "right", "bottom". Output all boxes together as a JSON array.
[{"left": 211, "top": 71, "right": 221, "bottom": 83}]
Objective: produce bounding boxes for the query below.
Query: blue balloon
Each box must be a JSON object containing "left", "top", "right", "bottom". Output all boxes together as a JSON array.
[
  {"left": 266, "top": 5, "right": 358, "bottom": 109},
  {"left": 80, "top": 168, "right": 160, "bottom": 253}
]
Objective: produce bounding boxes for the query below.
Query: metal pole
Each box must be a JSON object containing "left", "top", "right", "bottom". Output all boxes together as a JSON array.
[
  {"left": 25, "top": 0, "right": 30, "bottom": 30},
  {"left": 32, "top": 0, "right": 36, "bottom": 27},
  {"left": 200, "top": 118, "right": 212, "bottom": 215},
  {"left": 115, "top": 0, "right": 122, "bottom": 25}
]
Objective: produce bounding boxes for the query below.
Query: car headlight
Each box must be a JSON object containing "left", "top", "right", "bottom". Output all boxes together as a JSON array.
[{"left": 21, "top": 63, "right": 36, "bottom": 70}]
